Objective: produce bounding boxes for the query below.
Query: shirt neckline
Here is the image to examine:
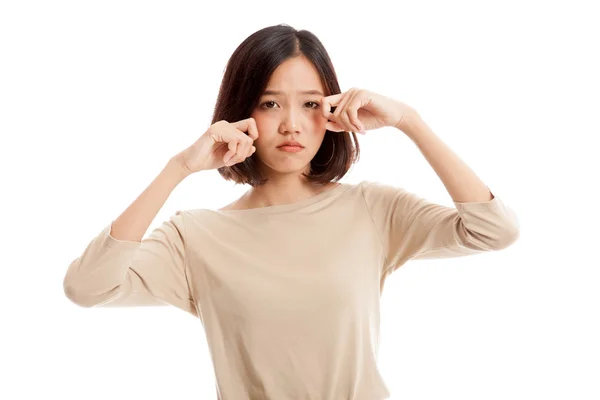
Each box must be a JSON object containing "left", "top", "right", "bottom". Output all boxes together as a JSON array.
[{"left": 216, "top": 182, "right": 352, "bottom": 215}]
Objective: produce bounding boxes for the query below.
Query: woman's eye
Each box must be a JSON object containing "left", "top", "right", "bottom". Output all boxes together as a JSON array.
[{"left": 260, "top": 101, "right": 320, "bottom": 109}]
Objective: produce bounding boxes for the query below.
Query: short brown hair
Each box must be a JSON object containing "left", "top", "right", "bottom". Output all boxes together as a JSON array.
[{"left": 211, "top": 24, "right": 360, "bottom": 188}]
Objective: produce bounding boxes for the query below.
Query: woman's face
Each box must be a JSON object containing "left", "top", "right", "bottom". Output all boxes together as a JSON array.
[{"left": 250, "top": 56, "right": 329, "bottom": 177}]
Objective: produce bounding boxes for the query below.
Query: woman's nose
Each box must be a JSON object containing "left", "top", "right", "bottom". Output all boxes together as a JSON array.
[{"left": 282, "top": 110, "right": 300, "bottom": 132}]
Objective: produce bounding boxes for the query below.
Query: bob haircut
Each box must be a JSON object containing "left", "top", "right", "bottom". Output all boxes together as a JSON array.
[{"left": 211, "top": 24, "right": 360, "bottom": 188}]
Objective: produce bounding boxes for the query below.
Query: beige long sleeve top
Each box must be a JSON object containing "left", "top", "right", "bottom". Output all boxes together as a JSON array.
[{"left": 63, "top": 180, "right": 520, "bottom": 400}]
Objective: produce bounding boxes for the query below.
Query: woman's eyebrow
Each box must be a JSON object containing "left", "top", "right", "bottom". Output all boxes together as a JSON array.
[{"left": 262, "top": 89, "right": 324, "bottom": 96}]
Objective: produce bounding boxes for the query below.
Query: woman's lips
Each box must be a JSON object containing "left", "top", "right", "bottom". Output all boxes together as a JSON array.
[{"left": 278, "top": 145, "right": 304, "bottom": 152}]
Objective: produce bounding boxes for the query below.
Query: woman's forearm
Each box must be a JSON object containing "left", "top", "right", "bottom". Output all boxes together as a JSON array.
[
  {"left": 109, "top": 158, "right": 191, "bottom": 243},
  {"left": 398, "top": 114, "right": 494, "bottom": 203}
]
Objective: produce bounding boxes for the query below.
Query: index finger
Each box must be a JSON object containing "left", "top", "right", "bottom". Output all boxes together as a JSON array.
[
  {"left": 321, "top": 93, "right": 344, "bottom": 120},
  {"left": 233, "top": 118, "right": 259, "bottom": 140}
]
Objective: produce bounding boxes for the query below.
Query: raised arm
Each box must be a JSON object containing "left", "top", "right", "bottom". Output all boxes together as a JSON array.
[
  {"left": 361, "top": 180, "right": 520, "bottom": 279},
  {"left": 63, "top": 158, "right": 198, "bottom": 316}
]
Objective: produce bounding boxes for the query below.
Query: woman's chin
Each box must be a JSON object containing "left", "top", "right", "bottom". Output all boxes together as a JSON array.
[{"left": 263, "top": 158, "right": 311, "bottom": 174}]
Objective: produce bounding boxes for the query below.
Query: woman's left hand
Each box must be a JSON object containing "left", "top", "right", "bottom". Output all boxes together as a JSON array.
[{"left": 322, "top": 88, "right": 418, "bottom": 134}]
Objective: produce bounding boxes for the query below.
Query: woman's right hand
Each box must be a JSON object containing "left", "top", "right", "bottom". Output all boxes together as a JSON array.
[{"left": 173, "top": 118, "right": 259, "bottom": 175}]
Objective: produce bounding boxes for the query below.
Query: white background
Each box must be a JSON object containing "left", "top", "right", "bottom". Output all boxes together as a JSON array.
[{"left": 1, "top": 0, "right": 599, "bottom": 399}]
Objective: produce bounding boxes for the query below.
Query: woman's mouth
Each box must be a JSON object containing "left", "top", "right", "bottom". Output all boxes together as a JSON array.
[{"left": 277, "top": 145, "right": 304, "bottom": 153}]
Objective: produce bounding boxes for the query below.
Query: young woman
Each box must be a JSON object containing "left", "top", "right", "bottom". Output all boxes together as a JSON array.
[{"left": 63, "top": 24, "right": 520, "bottom": 400}]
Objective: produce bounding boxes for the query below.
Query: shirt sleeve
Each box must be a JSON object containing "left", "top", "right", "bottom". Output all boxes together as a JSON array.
[
  {"left": 63, "top": 210, "right": 198, "bottom": 317},
  {"left": 360, "top": 180, "right": 520, "bottom": 278}
]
